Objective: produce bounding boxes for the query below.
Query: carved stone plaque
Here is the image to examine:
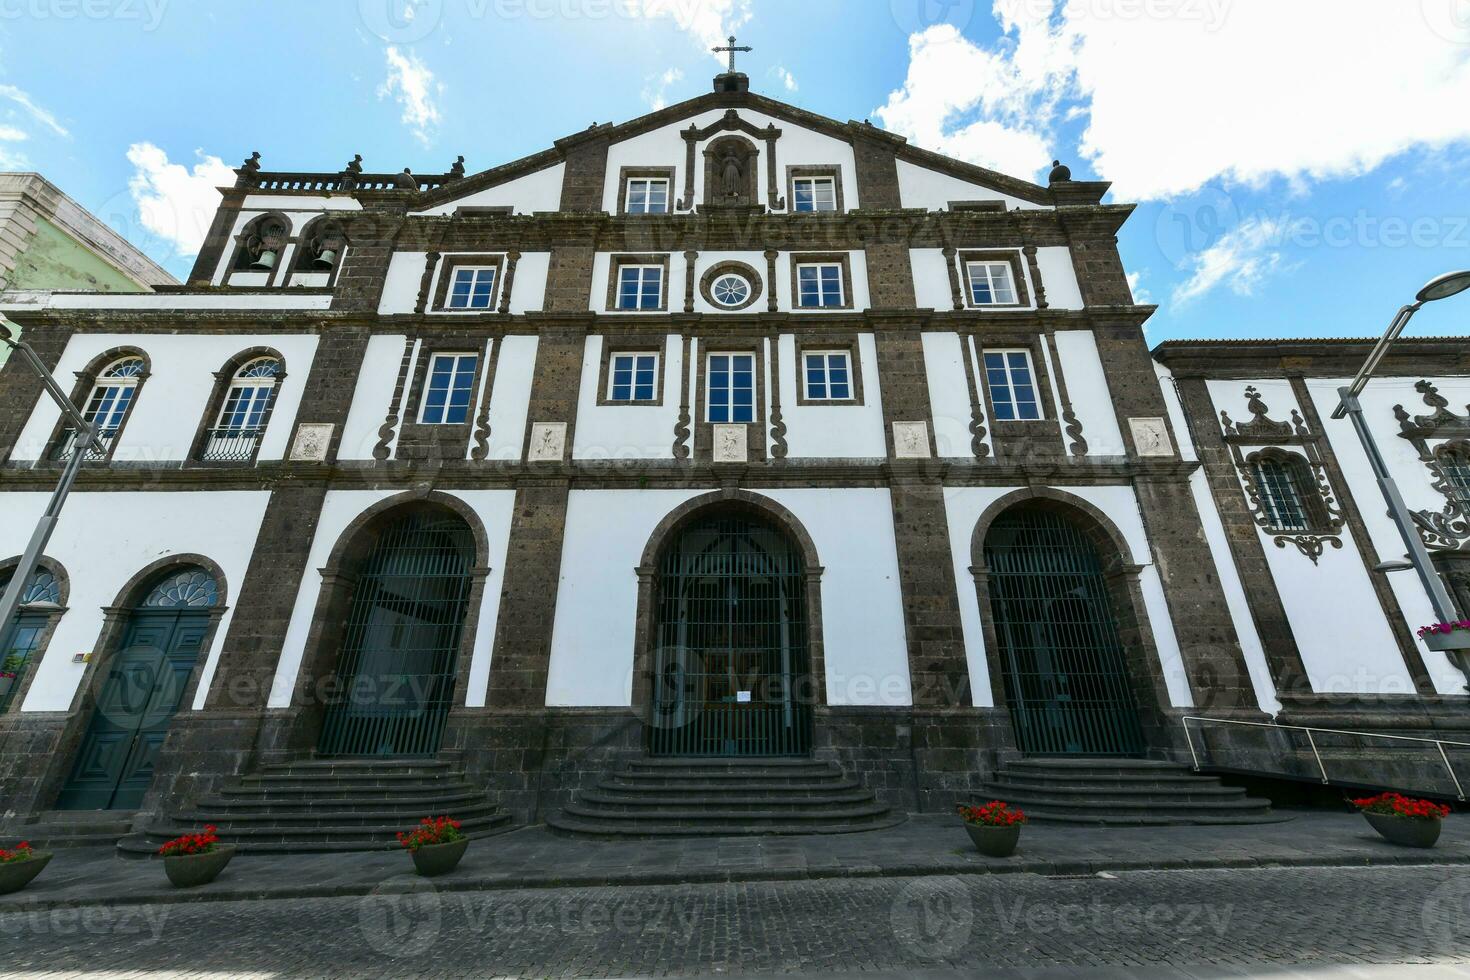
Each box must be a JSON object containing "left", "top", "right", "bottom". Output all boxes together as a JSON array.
[
  {"left": 1129, "top": 417, "right": 1174, "bottom": 457},
  {"left": 288, "top": 423, "right": 334, "bottom": 462},
  {"left": 892, "top": 421, "right": 931, "bottom": 459},
  {"left": 527, "top": 422, "right": 567, "bottom": 462},
  {"left": 712, "top": 423, "right": 747, "bottom": 463}
]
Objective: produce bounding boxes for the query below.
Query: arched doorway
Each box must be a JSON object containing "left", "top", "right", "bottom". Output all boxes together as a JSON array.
[
  {"left": 985, "top": 506, "right": 1144, "bottom": 756},
  {"left": 649, "top": 510, "right": 812, "bottom": 757},
  {"left": 57, "top": 566, "right": 220, "bottom": 810},
  {"left": 317, "top": 508, "right": 474, "bottom": 756}
]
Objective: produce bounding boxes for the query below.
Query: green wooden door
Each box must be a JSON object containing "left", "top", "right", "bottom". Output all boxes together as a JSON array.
[{"left": 56, "top": 610, "right": 210, "bottom": 810}]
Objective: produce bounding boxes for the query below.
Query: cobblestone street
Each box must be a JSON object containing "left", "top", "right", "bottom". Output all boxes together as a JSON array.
[{"left": 2, "top": 864, "right": 1468, "bottom": 977}]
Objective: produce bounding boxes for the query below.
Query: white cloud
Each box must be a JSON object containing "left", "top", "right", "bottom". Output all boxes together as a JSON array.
[
  {"left": 125, "top": 142, "right": 235, "bottom": 256},
  {"left": 877, "top": 1, "right": 1470, "bottom": 199},
  {"left": 624, "top": 0, "right": 752, "bottom": 64},
  {"left": 642, "top": 67, "right": 685, "bottom": 111},
  {"left": 0, "top": 83, "right": 68, "bottom": 138},
  {"left": 379, "top": 46, "right": 441, "bottom": 145},
  {"left": 1126, "top": 270, "right": 1152, "bottom": 305},
  {"left": 1170, "top": 216, "right": 1299, "bottom": 308},
  {"left": 771, "top": 66, "right": 797, "bottom": 93}
]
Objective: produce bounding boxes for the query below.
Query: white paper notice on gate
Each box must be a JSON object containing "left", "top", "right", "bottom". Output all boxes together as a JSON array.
[{"left": 736, "top": 691, "right": 752, "bottom": 703}]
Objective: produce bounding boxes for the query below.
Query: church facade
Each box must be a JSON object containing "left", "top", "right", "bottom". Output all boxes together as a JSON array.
[{"left": 1, "top": 69, "right": 1466, "bottom": 834}]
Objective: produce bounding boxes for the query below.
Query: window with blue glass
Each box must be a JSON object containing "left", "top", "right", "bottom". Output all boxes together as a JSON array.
[
  {"left": 966, "top": 261, "right": 1017, "bottom": 306},
  {"left": 608, "top": 352, "right": 659, "bottom": 402},
  {"left": 617, "top": 264, "right": 664, "bottom": 310},
  {"left": 625, "top": 178, "right": 669, "bottom": 214},
  {"left": 446, "top": 266, "right": 497, "bottom": 309},
  {"left": 796, "top": 263, "right": 844, "bottom": 308},
  {"left": 707, "top": 353, "right": 755, "bottom": 423},
  {"left": 792, "top": 176, "right": 836, "bottom": 213},
  {"left": 803, "top": 351, "right": 852, "bottom": 401},
  {"left": 983, "top": 350, "right": 1041, "bottom": 421},
  {"left": 0, "top": 567, "right": 61, "bottom": 713},
  {"left": 419, "top": 353, "right": 479, "bottom": 424}
]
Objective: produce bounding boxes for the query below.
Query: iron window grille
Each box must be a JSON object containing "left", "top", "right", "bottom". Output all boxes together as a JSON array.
[
  {"left": 608, "top": 352, "right": 659, "bottom": 402},
  {"left": 966, "top": 261, "right": 1018, "bottom": 305},
  {"left": 795, "top": 263, "right": 844, "bottom": 308},
  {"left": 419, "top": 353, "right": 479, "bottom": 424},
  {"left": 1437, "top": 446, "right": 1470, "bottom": 512},
  {"left": 802, "top": 351, "right": 853, "bottom": 401},
  {"left": 707, "top": 353, "right": 755, "bottom": 423},
  {"left": 983, "top": 350, "right": 1042, "bottom": 421},
  {"left": 1250, "top": 456, "right": 1312, "bottom": 532},
  {"left": 617, "top": 264, "right": 664, "bottom": 310}
]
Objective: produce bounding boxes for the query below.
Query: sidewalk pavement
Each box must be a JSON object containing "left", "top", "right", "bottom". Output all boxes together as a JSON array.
[{"left": 2, "top": 808, "right": 1467, "bottom": 911}]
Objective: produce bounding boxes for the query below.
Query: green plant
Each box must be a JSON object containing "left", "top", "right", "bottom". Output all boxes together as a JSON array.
[
  {"left": 957, "top": 800, "right": 1027, "bottom": 827},
  {"left": 0, "top": 841, "right": 34, "bottom": 864},
  {"left": 397, "top": 816, "right": 464, "bottom": 851}
]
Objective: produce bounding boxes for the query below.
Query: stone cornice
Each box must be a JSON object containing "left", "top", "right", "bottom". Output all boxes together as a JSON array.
[{"left": 1156, "top": 338, "right": 1470, "bottom": 378}]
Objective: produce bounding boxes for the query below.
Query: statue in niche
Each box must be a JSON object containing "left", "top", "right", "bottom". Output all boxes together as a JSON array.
[
  {"left": 704, "top": 136, "right": 757, "bottom": 207},
  {"left": 720, "top": 150, "right": 744, "bottom": 198}
]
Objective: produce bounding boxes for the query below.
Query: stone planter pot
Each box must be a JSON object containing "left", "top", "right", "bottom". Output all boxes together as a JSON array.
[
  {"left": 0, "top": 852, "right": 52, "bottom": 895},
  {"left": 163, "top": 846, "right": 236, "bottom": 888},
  {"left": 1421, "top": 631, "right": 1470, "bottom": 652},
  {"left": 409, "top": 838, "right": 468, "bottom": 877},
  {"left": 1363, "top": 812, "right": 1442, "bottom": 848},
  {"left": 964, "top": 822, "right": 1021, "bottom": 857}
]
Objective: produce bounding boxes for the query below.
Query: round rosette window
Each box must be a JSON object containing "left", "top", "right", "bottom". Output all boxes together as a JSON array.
[{"left": 711, "top": 273, "right": 751, "bottom": 307}]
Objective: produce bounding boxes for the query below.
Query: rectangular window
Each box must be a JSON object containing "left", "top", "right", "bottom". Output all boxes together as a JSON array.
[
  {"left": 792, "top": 176, "right": 837, "bottom": 213},
  {"left": 1252, "top": 459, "right": 1310, "bottom": 532},
  {"left": 625, "top": 178, "right": 670, "bottom": 215},
  {"left": 984, "top": 350, "right": 1041, "bottom": 421},
  {"left": 707, "top": 352, "right": 755, "bottom": 423},
  {"left": 802, "top": 351, "right": 853, "bottom": 401},
  {"left": 616, "top": 264, "right": 664, "bottom": 310},
  {"left": 967, "top": 261, "right": 1018, "bottom": 306},
  {"left": 608, "top": 352, "right": 659, "bottom": 402},
  {"left": 419, "top": 352, "right": 478, "bottom": 424},
  {"left": 446, "top": 266, "right": 498, "bottom": 309},
  {"left": 796, "top": 263, "right": 844, "bottom": 308}
]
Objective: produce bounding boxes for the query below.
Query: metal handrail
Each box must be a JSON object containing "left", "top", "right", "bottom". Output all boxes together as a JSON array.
[{"left": 1181, "top": 715, "right": 1470, "bottom": 801}]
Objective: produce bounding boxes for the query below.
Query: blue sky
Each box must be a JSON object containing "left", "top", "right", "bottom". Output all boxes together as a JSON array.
[{"left": 2, "top": 0, "right": 1469, "bottom": 343}]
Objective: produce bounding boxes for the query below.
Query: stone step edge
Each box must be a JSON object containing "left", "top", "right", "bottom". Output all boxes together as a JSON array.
[
  {"left": 545, "top": 812, "right": 907, "bottom": 838},
  {"left": 166, "top": 805, "right": 503, "bottom": 825},
  {"left": 115, "top": 823, "right": 515, "bottom": 856},
  {"left": 577, "top": 791, "right": 876, "bottom": 808},
  {"left": 599, "top": 779, "right": 861, "bottom": 793},
  {"left": 200, "top": 792, "right": 489, "bottom": 809},
  {"left": 969, "top": 794, "right": 1275, "bottom": 813},
  {"left": 561, "top": 802, "right": 890, "bottom": 822},
  {"left": 126, "top": 814, "right": 511, "bottom": 843},
  {"left": 979, "top": 780, "right": 1248, "bottom": 799}
]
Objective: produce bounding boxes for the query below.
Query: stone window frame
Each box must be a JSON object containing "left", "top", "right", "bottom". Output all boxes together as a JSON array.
[
  {"left": 415, "top": 350, "right": 482, "bottom": 425},
  {"left": 966, "top": 330, "right": 1064, "bottom": 456},
  {"left": 980, "top": 346, "right": 1046, "bottom": 422},
  {"left": 789, "top": 252, "right": 854, "bottom": 311},
  {"left": 607, "top": 253, "right": 671, "bottom": 312},
  {"left": 692, "top": 336, "right": 766, "bottom": 463},
  {"left": 1241, "top": 447, "right": 1335, "bottom": 535},
  {"left": 431, "top": 253, "right": 506, "bottom": 313},
  {"left": 958, "top": 249, "right": 1031, "bottom": 309},
  {"left": 596, "top": 341, "right": 666, "bottom": 407},
  {"left": 186, "top": 347, "right": 289, "bottom": 468},
  {"left": 698, "top": 259, "right": 763, "bottom": 312},
  {"left": 394, "top": 341, "right": 489, "bottom": 461},
  {"left": 45, "top": 347, "right": 152, "bottom": 464},
  {"left": 617, "top": 166, "right": 676, "bottom": 216},
  {"left": 786, "top": 165, "right": 844, "bottom": 214},
  {"left": 793, "top": 336, "right": 866, "bottom": 407}
]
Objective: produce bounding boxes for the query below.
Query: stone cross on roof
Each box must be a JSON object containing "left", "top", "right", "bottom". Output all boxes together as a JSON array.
[{"left": 713, "top": 34, "right": 752, "bottom": 74}]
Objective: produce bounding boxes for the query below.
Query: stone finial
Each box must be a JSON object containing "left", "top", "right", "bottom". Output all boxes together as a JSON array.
[
  {"left": 345, "top": 154, "right": 363, "bottom": 175},
  {"left": 1047, "top": 159, "right": 1072, "bottom": 184},
  {"left": 236, "top": 151, "right": 261, "bottom": 187},
  {"left": 448, "top": 155, "right": 465, "bottom": 178},
  {"left": 394, "top": 168, "right": 419, "bottom": 191}
]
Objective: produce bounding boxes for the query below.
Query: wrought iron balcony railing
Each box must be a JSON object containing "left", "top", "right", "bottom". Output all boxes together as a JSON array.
[
  {"left": 200, "top": 427, "right": 265, "bottom": 462},
  {"left": 50, "top": 427, "right": 116, "bottom": 461}
]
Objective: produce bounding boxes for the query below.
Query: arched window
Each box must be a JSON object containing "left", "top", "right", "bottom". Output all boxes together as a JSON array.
[
  {"left": 232, "top": 213, "right": 291, "bottom": 273},
  {"left": 54, "top": 355, "right": 145, "bottom": 460},
  {"left": 0, "top": 564, "right": 64, "bottom": 712},
  {"left": 201, "top": 356, "right": 282, "bottom": 461},
  {"left": 290, "top": 217, "right": 346, "bottom": 280},
  {"left": 1250, "top": 454, "right": 1314, "bottom": 532},
  {"left": 1436, "top": 444, "right": 1470, "bottom": 511}
]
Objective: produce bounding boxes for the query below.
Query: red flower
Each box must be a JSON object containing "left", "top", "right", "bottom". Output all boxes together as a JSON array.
[
  {"left": 0, "top": 841, "right": 34, "bottom": 864},
  {"left": 397, "top": 815, "right": 464, "bottom": 851},
  {"left": 158, "top": 824, "right": 221, "bottom": 857},
  {"left": 1350, "top": 792, "right": 1451, "bottom": 820},
  {"left": 957, "top": 800, "right": 1028, "bottom": 827}
]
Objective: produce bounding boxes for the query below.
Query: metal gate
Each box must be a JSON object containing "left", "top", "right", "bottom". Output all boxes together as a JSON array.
[
  {"left": 318, "top": 511, "right": 473, "bottom": 756},
  {"left": 648, "top": 513, "right": 812, "bottom": 757},
  {"left": 985, "top": 508, "right": 1145, "bottom": 756}
]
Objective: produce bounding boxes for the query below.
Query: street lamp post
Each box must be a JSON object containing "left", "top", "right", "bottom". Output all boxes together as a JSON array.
[
  {"left": 1331, "top": 270, "right": 1470, "bottom": 693},
  {"left": 0, "top": 315, "right": 105, "bottom": 642}
]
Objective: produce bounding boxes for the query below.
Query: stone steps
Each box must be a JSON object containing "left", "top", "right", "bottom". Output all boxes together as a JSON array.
[
  {"left": 117, "top": 757, "right": 512, "bottom": 855},
  {"left": 0, "top": 812, "right": 137, "bottom": 849},
  {"left": 975, "top": 758, "right": 1285, "bottom": 826},
  {"left": 549, "top": 757, "right": 899, "bottom": 837}
]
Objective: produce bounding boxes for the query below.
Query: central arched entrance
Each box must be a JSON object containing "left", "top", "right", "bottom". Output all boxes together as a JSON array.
[
  {"left": 317, "top": 509, "right": 474, "bottom": 757},
  {"left": 985, "top": 506, "right": 1145, "bottom": 756},
  {"left": 649, "top": 510, "right": 812, "bottom": 757}
]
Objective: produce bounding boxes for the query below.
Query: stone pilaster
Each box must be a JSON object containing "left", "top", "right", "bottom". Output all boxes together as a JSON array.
[{"left": 0, "top": 321, "right": 74, "bottom": 462}]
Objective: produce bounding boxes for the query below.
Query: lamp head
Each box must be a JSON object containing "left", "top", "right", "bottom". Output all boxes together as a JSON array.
[{"left": 1416, "top": 270, "right": 1470, "bottom": 304}]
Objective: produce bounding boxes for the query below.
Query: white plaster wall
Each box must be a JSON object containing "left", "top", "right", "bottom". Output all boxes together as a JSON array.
[
  {"left": 778, "top": 333, "right": 886, "bottom": 459},
  {"left": 690, "top": 251, "right": 768, "bottom": 314},
  {"left": 1154, "top": 362, "right": 1199, "bottom": 463},
  {"left": 338, "top": 334, "right": 407, "bottom": 461},
  {"left": 11, "top": 333, "right": 318, "bottom": 463},
  {"left": 1035, "top": 246, "right": 1084, "bottom": 309},
  {"left": 377, "top": 252, "right": 426, "bottom": 315},
  {"left": 0, "top": 491, "right": 269, "bottom": 712},
  {"left": 775, "top": 250, "right": 870, "bottom": 313},
  {"left": 572, "top": 333, "right": 682, "bottom": 459},
  {"left": 894, "top": 158, "right": 1048, "bottom": 212},
  {"left": 1308, "top": 375, "right": 1470, "bottom": 694},
  {"left": 38, "top": 293, "right": 333, "bottom": 311},
  {"left": 377, "top": 251, "right": 550, "bottom": 315},
  {"left": 1053, "top": 330, "right": 1125, "bottom": 456},
  {"left": 922, "top": 331, "right": 977, "bottom": 458},
  {"left": 411, "top": 162, "right": 567, "bottom": 216},
  {"left": 601, "top": 108, "right": 859, "bottom": 212},
  {"left": 908, "top": 248, "right": 1041, "bottom": 312},
  {"left": 268, "top": 490, "right": 516, "bottom": 708},
  {"left": 941, "top": 485, "right": 1194, "bottom": 709},
  {"left": 545, "top": 488, "right": 911, "bottom": 708},
  {"left": 483, "top": 334, "right": 538, "bottom": 462}
]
